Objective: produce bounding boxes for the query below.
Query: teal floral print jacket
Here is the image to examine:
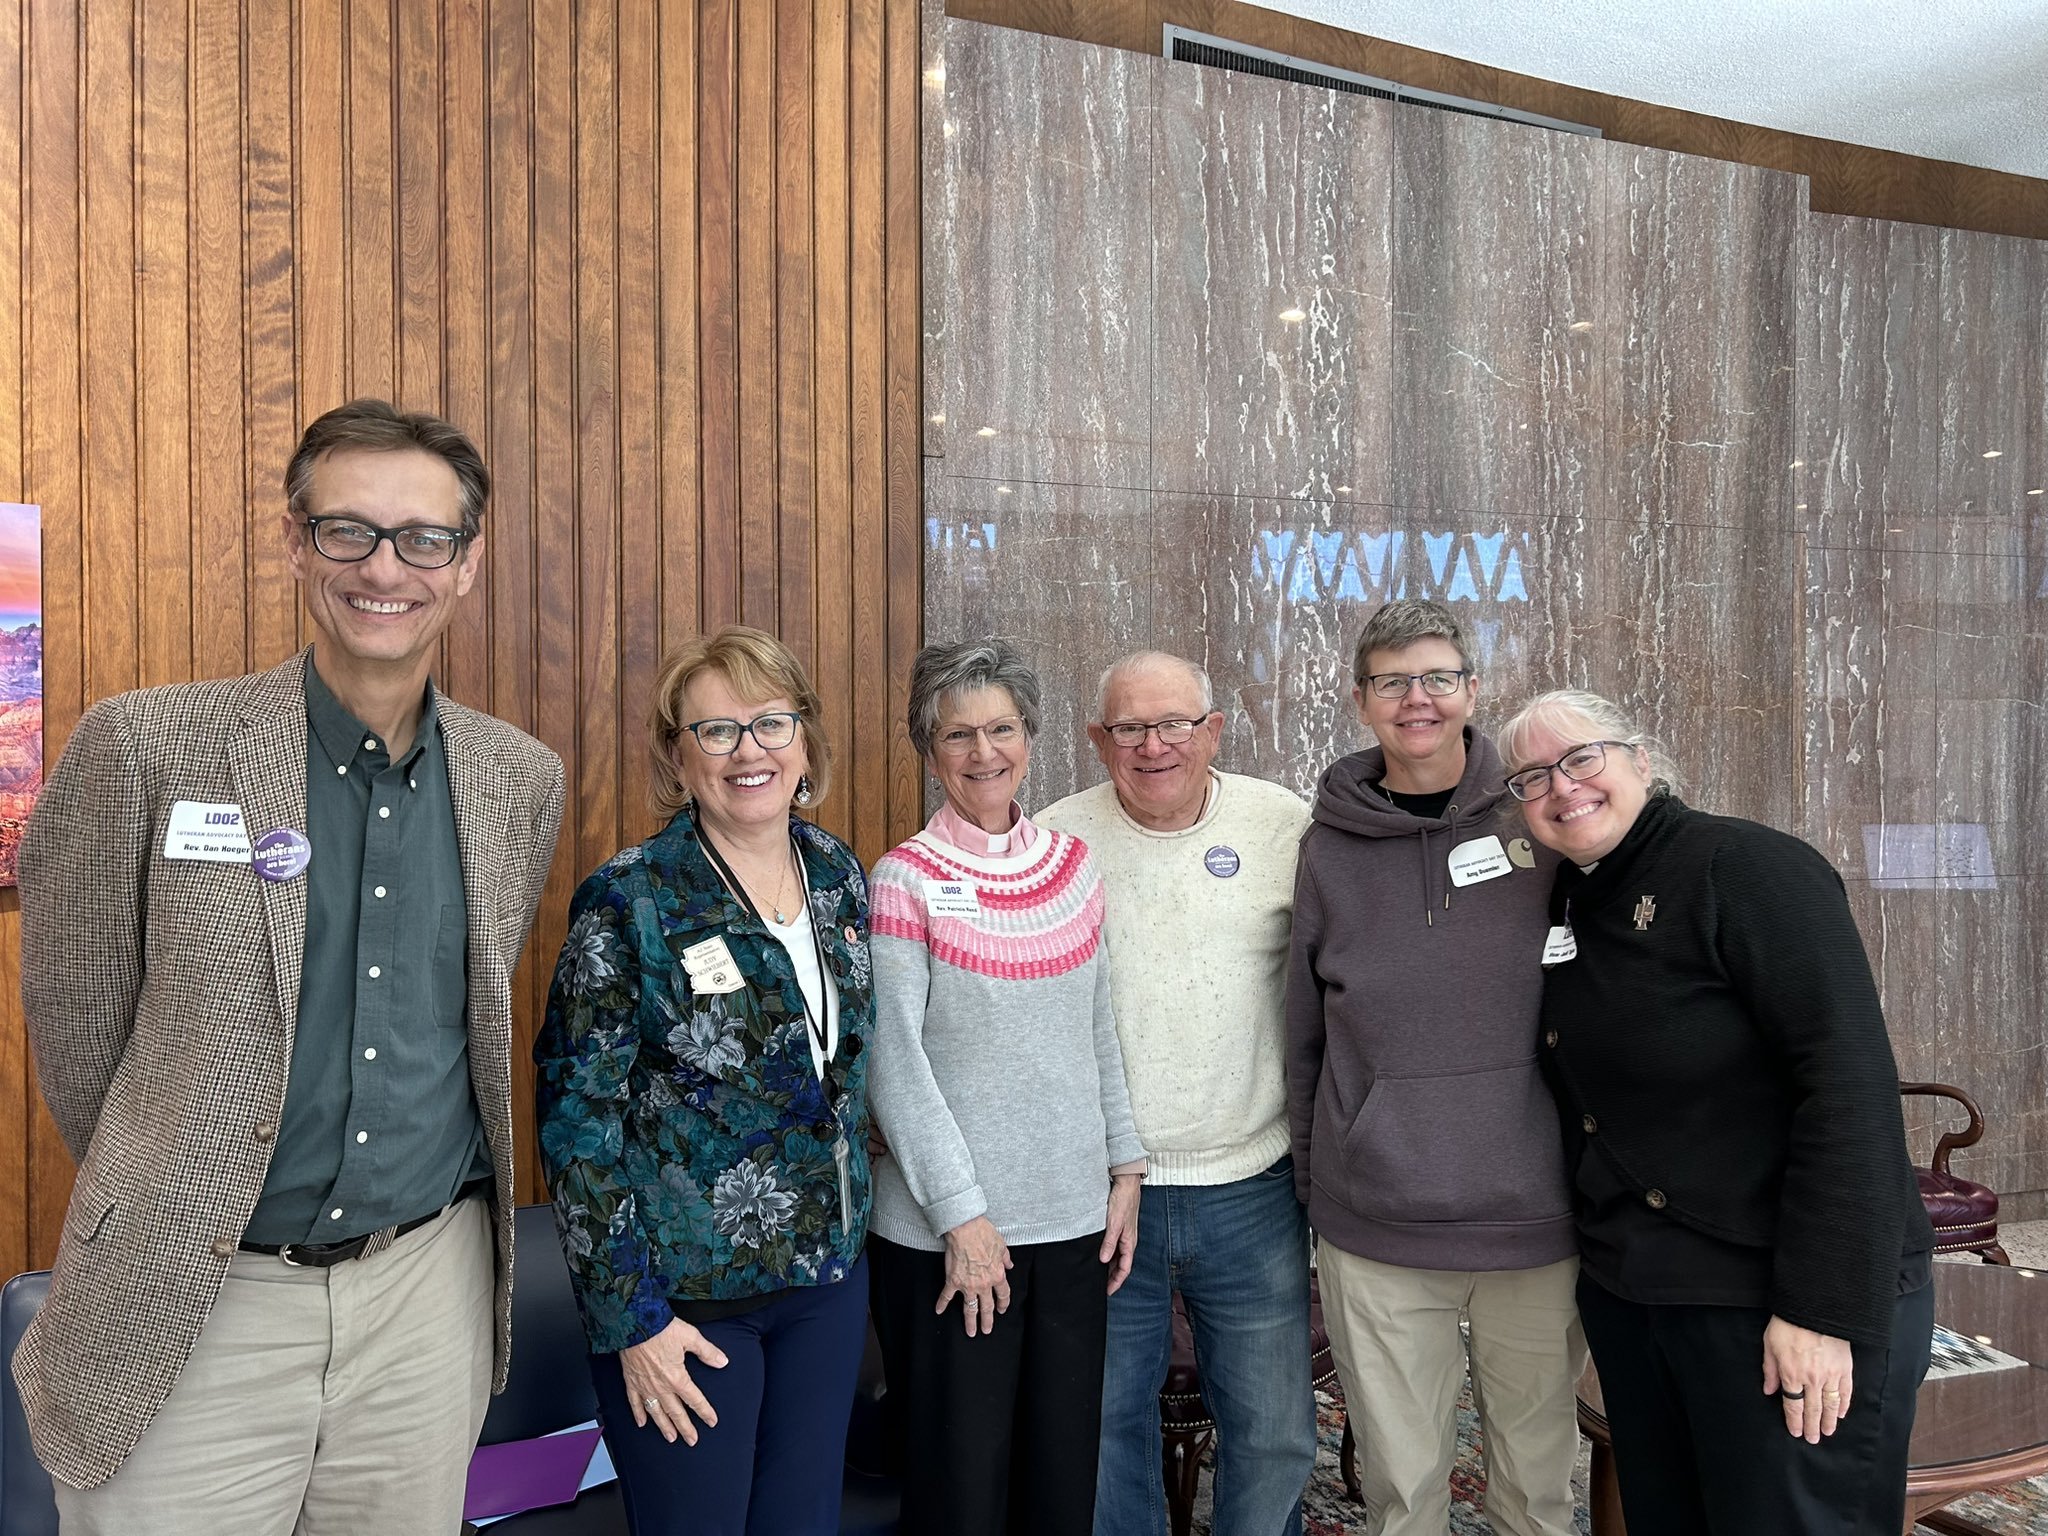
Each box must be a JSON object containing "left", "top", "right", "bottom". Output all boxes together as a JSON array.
[{"left": 536, "top": 806, "right": 874, "bottom": 1353}]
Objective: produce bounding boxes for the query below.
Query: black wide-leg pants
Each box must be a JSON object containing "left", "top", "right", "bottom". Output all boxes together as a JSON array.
[
  {"left": 869, "top": 1229, "right": 1109, "bottom": 1536},
  {"left": 1577, "top": 1271, "right": 1934, "bottom": 1536}
]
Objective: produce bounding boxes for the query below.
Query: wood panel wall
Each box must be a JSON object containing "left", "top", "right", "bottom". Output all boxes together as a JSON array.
[
  {"left": 949, "top": 0, "right": 2048, "bottom": 240},
  {"left": 0, "top": 0, "right": 926, "bottom": 1277}
]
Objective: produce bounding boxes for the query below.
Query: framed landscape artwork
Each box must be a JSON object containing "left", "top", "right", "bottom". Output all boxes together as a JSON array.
[{"left": 0, "top": 503, "right": 42, "bottom": 886}]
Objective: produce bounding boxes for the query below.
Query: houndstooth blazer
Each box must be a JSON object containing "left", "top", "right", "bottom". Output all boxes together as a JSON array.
[{"left": 11, "top": 649, "right": 565, "bottom": 1489}]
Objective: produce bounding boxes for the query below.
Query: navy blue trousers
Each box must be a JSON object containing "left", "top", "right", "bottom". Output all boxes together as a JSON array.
[{"left": 589, "top": 1258, "right": 869, "bottom": 1536}]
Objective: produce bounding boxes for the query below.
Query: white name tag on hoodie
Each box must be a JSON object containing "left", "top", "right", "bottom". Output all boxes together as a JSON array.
[
  {"left": 1542, "top": 926, "right": 1578, "bottom": 965},
  {"left": 1447, "top": 834, "right": 1512, "bottom": 887}
]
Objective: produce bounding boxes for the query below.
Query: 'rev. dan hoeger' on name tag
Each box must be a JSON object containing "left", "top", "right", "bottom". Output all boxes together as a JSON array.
[{"left": 162, "top": 800, "right": 255, "bottom": 863}]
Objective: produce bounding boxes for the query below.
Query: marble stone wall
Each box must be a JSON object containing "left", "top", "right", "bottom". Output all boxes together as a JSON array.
[{"left": 925, "top": 19, "right": 2048, "bottom": 1207}]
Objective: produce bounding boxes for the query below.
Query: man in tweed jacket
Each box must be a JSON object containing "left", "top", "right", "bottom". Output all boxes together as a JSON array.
[{"left": 14, "top": 400, "right": 565, "bottom": 1533}]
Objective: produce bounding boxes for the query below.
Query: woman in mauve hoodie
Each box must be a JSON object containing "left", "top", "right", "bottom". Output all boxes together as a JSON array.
[{"left": 1286, "top": 725, "right": 1581, "bottom": 1536}]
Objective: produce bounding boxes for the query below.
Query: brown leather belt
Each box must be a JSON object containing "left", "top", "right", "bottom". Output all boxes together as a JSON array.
[{"left": 240, "top": 1180, "right": 488, "bottom": 1268}]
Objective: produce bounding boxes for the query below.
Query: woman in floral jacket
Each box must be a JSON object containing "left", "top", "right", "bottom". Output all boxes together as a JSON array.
[{"left": 536, "top": 626, "right": 874, "bottom": 1536}]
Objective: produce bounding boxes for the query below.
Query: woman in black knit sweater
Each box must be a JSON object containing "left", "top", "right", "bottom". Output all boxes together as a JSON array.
[{"left": 1499, "top": 688, "right": 1934, "bottom": 1536}]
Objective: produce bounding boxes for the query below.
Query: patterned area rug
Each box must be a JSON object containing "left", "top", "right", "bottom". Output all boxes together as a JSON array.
[{"left": 1184, "top": 1386, "right": 2048, "bottom": 1534}]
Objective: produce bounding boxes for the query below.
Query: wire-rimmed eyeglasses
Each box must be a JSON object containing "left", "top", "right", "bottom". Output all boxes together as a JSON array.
[
  {"left": 1101, "top": 717, "right": 1206, "bottom": 748},
  {"left": 1361, "top": 669, "right": 1469, "bottom": 700},
  {"left": 1505, "top": 740, "right": 1633, "bottom": 802},
  {"left": 933, "top": 717, "right": 1027, "bottom": 757}
]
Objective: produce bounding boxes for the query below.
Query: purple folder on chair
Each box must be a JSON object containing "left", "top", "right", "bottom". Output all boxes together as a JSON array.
[{"left": 463, "top": 1425, "right": 606, "bottom": 1523}]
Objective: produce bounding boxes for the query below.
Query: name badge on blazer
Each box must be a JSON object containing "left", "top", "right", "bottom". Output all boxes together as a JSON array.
[
  {"left": 163, "top": 800, "right": 254, "bottom": 863},
  {"left": 681, "top": 935, "right": 745, "bottom": 994}
]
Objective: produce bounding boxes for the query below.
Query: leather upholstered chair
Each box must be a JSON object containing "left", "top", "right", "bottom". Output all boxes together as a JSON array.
[
  {"left": 0, "top": 1269, "right": 58, "bottom": 1536},
  {"left": 1900, "top": 1081, "right": 2009, "bottom": 1264},
  {"left": 1158, "top": 1273, "right": 1356, "bottom": 1536}
]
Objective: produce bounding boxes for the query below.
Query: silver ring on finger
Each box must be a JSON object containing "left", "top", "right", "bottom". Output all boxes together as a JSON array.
[
  {"left": 964, "top": 1299, "right": 980, "bottom": 1310},
  {"left": 645, "top": 1396, "right": 661, "bottom": 1413}
]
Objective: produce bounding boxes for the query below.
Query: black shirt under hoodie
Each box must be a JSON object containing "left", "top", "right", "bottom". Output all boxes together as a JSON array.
[
  {"left": 1540, "top": 793, "right": 1932, "bottom": 1348},
  {"left": 1283, "top": 728, "right": 1577, "bottom": 1274}
]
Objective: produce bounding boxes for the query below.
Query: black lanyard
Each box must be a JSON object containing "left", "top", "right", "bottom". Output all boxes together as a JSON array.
[{"left": 696, "top": 821, "right": 837, "bottom": 1088}]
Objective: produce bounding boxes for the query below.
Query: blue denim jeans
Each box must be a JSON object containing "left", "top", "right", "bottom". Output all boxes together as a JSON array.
[{"left": 1093, "top": 1158, "right": 1316, "bottom": 1536}]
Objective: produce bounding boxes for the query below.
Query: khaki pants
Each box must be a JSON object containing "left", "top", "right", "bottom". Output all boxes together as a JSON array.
[
  {"left": 1318, "top": 1242, "right": 1583, "bottom": 1536},
  {"left": 56, "top": 1197, "right": 495, "bottom": 1536}
]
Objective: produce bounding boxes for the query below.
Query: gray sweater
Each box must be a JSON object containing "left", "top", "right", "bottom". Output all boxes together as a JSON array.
[
  {"left": 867, "top": 814, "right": 1146, "bottom": 1250},
  {"left": 1284, "top": 730, "right": 1577, "bottom": 1272}
]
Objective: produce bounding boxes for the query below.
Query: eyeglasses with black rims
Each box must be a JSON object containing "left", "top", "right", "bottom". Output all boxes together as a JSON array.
[
  {"left": 1505, "top": 740, "right": 1634, "bottom": 803},
  {"left": 1102, "top": 717, "right": 1206, "bottom": 748},
  {"left": 681, "top": 712, "right": 802, "bottom": 756},
  {"left": 1362, "top": 669, "right": 1470, "bottom": 700},
  {"left": 933, "top": 717, "right": 1027, "bottom": 756},
  {"left": 302, "top": 515, "right": 471, "bottom": 570}
]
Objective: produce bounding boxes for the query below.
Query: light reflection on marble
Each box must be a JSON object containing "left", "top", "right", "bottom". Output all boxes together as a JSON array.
[
  {"left": 1598, "top": 145, "right": 1800, "bottom": 533},
  {"left": 1390, "top": 109, "right": 1601, "bottom": 519},
  {"left": 1151, "top": 61, "right": 1395, "bottom": 503},
  {"left": 1937, "top": 230, "right": 2042, "bottom": 522},
  {"left": 930, "top": 20, "right": 1152, "bottom": 487},
  {"left": 1798, "top": 215, "right": 1942, "bottom": 549},
  {"left": 1148, "top": 495, "right": 1583, "bottom": 798}
]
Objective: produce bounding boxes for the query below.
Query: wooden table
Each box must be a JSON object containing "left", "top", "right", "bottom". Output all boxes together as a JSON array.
[{"left": 1576, "top": 1262, "right": 2048, "bottom": 1535}]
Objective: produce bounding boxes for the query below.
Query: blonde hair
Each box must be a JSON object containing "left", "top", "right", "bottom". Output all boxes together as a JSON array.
[
  {"left": 647, "top": 626, "right": 833, "bottom": 819},
  {"left": 1497, "top": 689, "right": 1681, "bottom": 798}
]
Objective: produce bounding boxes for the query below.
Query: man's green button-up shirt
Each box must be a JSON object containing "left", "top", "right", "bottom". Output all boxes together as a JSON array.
[{"left": 242, "top": 663, "right": 483, "bottom": 1245}]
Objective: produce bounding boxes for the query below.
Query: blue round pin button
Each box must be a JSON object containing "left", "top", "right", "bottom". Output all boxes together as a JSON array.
[
  {"left": 1203, "top": 845, "right": 1240, "bottom": 878},
  {"left": 252, "top": 828, "right": 313, "bottom": 882}
]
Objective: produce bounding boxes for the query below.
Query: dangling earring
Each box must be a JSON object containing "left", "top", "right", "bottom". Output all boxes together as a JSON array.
[{"left": 794, "top": 774, "right": 814, "bottom": 807}]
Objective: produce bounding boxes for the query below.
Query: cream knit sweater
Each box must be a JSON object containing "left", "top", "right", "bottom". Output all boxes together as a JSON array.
[{"left": 1038, "top": 771, "right": 1309, "bottom": 1185}]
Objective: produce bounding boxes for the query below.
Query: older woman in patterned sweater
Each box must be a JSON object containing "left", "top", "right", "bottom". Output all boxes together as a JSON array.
[
  {"left": 535, "top": 625, "right": 874, "bottom": 1536},
  {"left": 868, "top": 637, "right": 1147, "bottom": 1536}
]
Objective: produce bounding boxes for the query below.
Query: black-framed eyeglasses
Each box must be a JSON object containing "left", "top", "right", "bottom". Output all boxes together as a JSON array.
[
  {"left": 1102, "top": 717, "right": 1208, "bottom": 748},
  {"left": 1362, "top": 669, "right": 1469, "bottom": 700},
  {"left": 681, "top": 712, "right": 802, "bottom": 756},
  {"left": 1505, "top": 740, "right": 1633, "bottom": 802},
  {"left": 933, "top": 716, "right": 1027, "bottom": 757},
  {"left": 304, "top": 515, "right": 471, "bottom": 570}
]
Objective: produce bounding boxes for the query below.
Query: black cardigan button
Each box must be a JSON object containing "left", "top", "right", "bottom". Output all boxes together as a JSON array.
[
  {"left": 1545, "top": 1030, "right": 1559, "bottom": 1048},
  {"left": 1581, "top": 1114, "right": 1597, "bottom": 1134},
  {"left": 1645, "top": 1188, "right": 1668, "bottom": 1210}
]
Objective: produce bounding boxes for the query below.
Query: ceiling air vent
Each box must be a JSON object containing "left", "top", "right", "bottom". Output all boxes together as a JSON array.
[{"left": 1163, "top": 25, "right": 1600, "bottom": 138}]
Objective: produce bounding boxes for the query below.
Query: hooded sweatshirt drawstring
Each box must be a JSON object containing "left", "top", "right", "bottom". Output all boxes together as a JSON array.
[{"left": 1309, "top": 734, "right": 1501, "bottom": 929}]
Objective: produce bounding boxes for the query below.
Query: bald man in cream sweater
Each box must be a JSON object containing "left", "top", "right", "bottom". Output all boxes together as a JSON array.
[{"left": 1038, "top": 652, "right": 1316, "bottom": 1536}]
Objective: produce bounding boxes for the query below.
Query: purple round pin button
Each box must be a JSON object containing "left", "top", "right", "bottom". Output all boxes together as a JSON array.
[
  {"left": 252, "top": 828, "right": 313, "bottom": 882},
  {"left": 1203, "top": 845, "right": 1240, "bottom": 878}
]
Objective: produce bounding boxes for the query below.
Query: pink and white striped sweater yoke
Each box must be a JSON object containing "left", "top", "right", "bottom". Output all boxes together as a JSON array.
[{"left": 870, "top": 828, "right": 1104, "bottom": 981}]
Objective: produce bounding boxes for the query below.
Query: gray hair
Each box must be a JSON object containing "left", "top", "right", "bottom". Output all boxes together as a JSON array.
[
  {"left": 1094, "top": 651, "right": 1214, "bottom": 719},
  {"left": 1351, "top": 599, "right": 1475, "bottom": 680},
  {"left": 1497, "top": 689, "right": 1682, "bottom": 799},
  {"left": 908, "top": 638, "right": 1044, "bottom": 758}
]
